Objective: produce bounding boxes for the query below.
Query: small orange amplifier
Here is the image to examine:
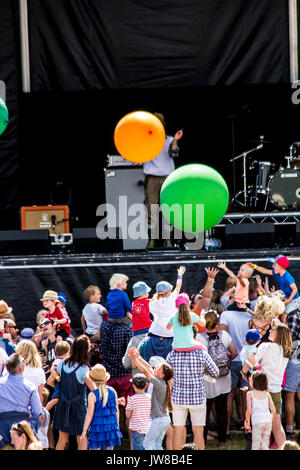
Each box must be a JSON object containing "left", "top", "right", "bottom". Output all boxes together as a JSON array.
[{"left": 20, "top": 205, "right": 70, "bottom": 234}]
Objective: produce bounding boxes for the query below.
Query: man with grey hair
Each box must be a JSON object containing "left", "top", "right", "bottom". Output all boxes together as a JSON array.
[{"left": 0, "top": 353, "right": 42, "bottom": 448}]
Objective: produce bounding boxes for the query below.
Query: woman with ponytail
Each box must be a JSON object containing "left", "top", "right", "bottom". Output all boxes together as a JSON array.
[
  {"left": 128, "top": 347, "right": 174, "bottom": 450},
  {"left": 166, "top": 293, "right": 206, "bottom": 351}
]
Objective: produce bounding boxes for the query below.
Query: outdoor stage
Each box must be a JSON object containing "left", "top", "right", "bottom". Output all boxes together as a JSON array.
[{"left": 2, "top": 242, "right": 300, "bottom": 335}]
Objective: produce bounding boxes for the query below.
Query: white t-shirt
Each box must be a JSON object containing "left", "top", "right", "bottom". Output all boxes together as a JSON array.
[
  {"left": 197, "top": 330, "right": 233, "bottom": 399},
  {"left": 0, "top": 348, "right": 8, "bottom": 377},
  {"left": 82, "top": 302, "right": 105, "bottom": 335},
  {"left": 255, "top": 342, "right": 289, "bottom": 393},
  {"left": 149, "top": 290, "right": 178, "bottom": 337},
  {"left": 37, "top": 407, "right": 50, "bottom": 449}
]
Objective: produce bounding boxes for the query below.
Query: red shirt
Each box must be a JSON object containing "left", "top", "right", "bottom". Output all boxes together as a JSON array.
[
  {"left": 132, "top": 298, "right": 152, "bottom": 332},
  {"left": 46, "top": 306, "right": 71, "bottom": 336}
]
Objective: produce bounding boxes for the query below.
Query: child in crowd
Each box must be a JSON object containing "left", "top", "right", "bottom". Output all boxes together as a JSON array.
[
  {"left": 37, "top": 387, "right": 51, "bottom": 450},
  {"left": 148, "top": 266, "right": 186, "bottom": 340},
  {"left": 166, "top": 293, "right": 206, "bottom": 350},
  {"left": 247, "top": 255, "right": 300, "bottom": 323},
  {"left": 240, "top": 329, "right": 261, "bottom": 387},
  {"left": 105, "top": 274, "right": 132, "bottom": 326},
  {"left": 220, "top": 276, "right": 236, "bottom": 310},
  {"left": 218, "top": 262, "right": 253, "bottom": 311},
  {"left": 57, "top": 292, "right": 72, "bottom": 326},
  {"left": 81, "top": 285, "right": 108, "bottom": 342},
  {"left": 128, "top": 347, "right": 174, "bottom": 451},
  {"left": 80, "top": 364, "right": 122, "bottom": 450},
  {"left": 40, "top": 290, "right": 71, "bottom": 341},
  {"left": 46, "top": 340, "right": 71, "bottom": 411},
  {"left": 125, "top": 373, "right": 152, "bottom": 450},
  {"left": 131, "top": 281, "right": 152, "bottom": 339},
  {"left": 244, "top": 370, "right": 276, "bottom": 450}
]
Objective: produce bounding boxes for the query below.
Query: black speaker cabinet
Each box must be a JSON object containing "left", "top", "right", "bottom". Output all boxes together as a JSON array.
[
  {"left": 0, "top": 230, "right": 51, "bottom": 255},
  {"left": 225, "top": 223, "right": 275, "bottom": 249},
  {"left": 72, "top": 227, "right": 123, "bottom": 253}
]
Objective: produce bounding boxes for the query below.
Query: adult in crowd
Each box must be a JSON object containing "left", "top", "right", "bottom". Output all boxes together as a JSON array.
[
  {"left": 247, "top": 295, "right": 279, "bottom": 343},
  {"left": 219, "top": 301, "right": 253, "bottom": 437},
  {"left": 283, "top": 295, "right": 300, "bottom": 438},
  {"left": 198, "top": 310, "right": 238, "bottom": 447},
  {"left": 52, "top": 335, "right": 95, "bottom": 450},
  {"left": 0, "top": 300, "right": 15, "bottom": 321},
  {"left": 242, "top": 320, "right": 292, "bottom": 449},
  {"left": 0, "top": 319, "right": 16, "bottom": 356},
  {"left": 10, "top": 421, "right": 43, "bottom": 450},
  {"left": 38, "top": 318, "right": 57, "bottom": 377},
  {"left": 166, "top": 343, "right": 220, "bottom": 450},
  {"left": 0, "top": 353, "right": 42, "bottom": 448},
  {"left": 143, "top": 112, "right": 183, "bottom": 249}
]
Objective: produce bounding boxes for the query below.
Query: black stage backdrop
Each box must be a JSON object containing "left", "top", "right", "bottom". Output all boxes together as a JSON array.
[
  {"left": 28, "top": 0, "right": 289, "bottom": 90},
  {"left": 0, "top": 0, "right": 20, "bottom": 229},
  {"left": 1, "top": 256, "right": 300, "bottom": 334}
]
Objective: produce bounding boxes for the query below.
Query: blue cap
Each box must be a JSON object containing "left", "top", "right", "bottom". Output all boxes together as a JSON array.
[
  {"left": 156, "top": 281, "right": 173, "bottom": 293},
  {"left": 57, "top": 292, "right": 67, "bottom": 305},
  {"left": 133, "top": 281, "right": 151, "bottom": 298},
  {"left": 20, "top": 327, "right": 35, "bottom": 340},
  {"left": 245, "top": 329, "right": 260, "bottom": 345}
]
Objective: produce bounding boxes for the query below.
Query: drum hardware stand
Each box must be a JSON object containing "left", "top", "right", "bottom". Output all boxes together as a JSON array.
[{"left": 230, "top": 142, "right": 263, "bottom": 209}]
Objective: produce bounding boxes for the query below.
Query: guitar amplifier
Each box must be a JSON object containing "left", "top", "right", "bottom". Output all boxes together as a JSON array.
[{"left": 20, "top": 205, "right": 70, "bottom": 234}]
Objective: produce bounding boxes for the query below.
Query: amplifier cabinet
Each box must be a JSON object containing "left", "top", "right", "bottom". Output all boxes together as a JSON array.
[{"left": 20, "top": 205, "right": 70, "bottom": 234}]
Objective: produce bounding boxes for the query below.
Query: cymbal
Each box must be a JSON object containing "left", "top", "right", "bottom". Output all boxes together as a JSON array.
[{"left": 241, "top": 139, "right": 272, "bottom": 144}]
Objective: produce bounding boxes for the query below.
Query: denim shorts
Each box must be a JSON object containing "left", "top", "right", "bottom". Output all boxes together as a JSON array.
[
  {"left": 283, "top": 358, "right": 300, "bottom": 393},
  {"left": 231, "top": 361, "right": 249, "bottom": 389}
]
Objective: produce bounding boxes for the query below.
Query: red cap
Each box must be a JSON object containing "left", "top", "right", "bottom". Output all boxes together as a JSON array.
[{"left": 275, "top": 256, "right": 289, "bottom": 269}]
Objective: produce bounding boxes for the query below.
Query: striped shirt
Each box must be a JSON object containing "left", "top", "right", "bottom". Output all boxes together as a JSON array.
[
  {"left": 126, "top": 393, "right": 152, "bottom": 434},
  {"left": 166, "top": 349, "right": 219, "bottom": 405}
]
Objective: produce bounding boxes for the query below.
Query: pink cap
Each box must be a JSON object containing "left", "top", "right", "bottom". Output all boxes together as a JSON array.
[{"left": 175, "top": 293, "right": 190, "bottom": 308}]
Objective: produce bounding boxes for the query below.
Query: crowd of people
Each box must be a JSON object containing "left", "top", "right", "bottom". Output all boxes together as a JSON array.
[{"left": 0, "top": 254, "right": 300, "bottom": 452}]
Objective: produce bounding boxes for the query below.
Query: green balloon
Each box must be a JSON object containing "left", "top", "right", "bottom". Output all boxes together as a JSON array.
[
  {"left": 0, "top": 98, "right": 9, "bottom": 136},
  {"left": 160, "top": 164, "right": 229, "bottom": 233}
]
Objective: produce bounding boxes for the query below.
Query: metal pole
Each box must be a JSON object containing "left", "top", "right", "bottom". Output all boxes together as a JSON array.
[
  {"left": 19, "top": 0, "right": 31, "bottom": 92},
  {"left": 289, "top": 0, "right": 299, "bottom": 83}
]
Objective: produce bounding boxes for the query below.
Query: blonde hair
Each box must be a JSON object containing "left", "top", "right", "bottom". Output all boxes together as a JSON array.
[
  {"left": 96, "top": 383, "right": 109, "bottom": 407},
  {"left": 15, "top": 340, "right": 42, "bottom": 368},
  {"left": 283, "top": 440, "right": 300, "bottom": 450},
  {"left": 83, "top": 285, "right": 100, "bottom": 302},
  {"left": 225, "top": 277, "right": 236, "bottom": 289},
  {"left": 269, "top": 294, "right": 285, "bottom": 317},
  {"left": 156, "top": 289, "right": 172, "bottom": 299},
  {"left": 273, "top": 323, "right": 293, "bottom": 358},
  {"left": 240, "top": 263, "right": 254, "bottom": 277},
  {"left": 254, "top": 295, "right": 277, "bottom": 322},
  {"left": 42, "top": 388, "right": 50, "bottom": 407},
  {"left": 109, "top": 273, "right": 129, "bottom": 290},
  {"left": 178, "top": 304, "right": 193, "bottom": 327},
  {"left": 55, "top": 340, "right": 70, "bottom": 357}
]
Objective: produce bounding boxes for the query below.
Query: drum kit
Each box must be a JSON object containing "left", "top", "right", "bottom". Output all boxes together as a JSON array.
[{"left": 231, "top": 139, "right": 300, "bottom": 211}]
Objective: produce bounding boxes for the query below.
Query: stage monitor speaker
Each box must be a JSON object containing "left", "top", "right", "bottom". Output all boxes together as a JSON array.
[
  {"left": 20, "top": 205, "right": 70, "bottom": 234},
  {"left": 0, "top": 230, "right": 51, "bottom": 255},
  {"left": 72, "top": 227, "right": 123, "bottom": 254},
  {"left": 225, "top": 223, "right": 275, "bottom": 249}
]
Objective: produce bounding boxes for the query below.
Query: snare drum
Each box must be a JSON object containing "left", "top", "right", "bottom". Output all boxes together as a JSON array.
[{"left": 268, "top": 168, "right": 300, "bottom": 208}]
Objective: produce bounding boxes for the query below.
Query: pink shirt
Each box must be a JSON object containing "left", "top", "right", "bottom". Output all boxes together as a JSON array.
[{"left": 234, "top": 278, "right": 249, "bottom": 303}]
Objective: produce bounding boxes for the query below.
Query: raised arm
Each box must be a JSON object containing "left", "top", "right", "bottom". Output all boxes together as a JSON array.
[
  {"left": 192, "top": 267, "right": 219, "bottom": 314},
  {"left": 217, "top": 262, "right": 237, "bottom": 281},
  {"left": 127, "top": 347, "right": 153, "bottom": 382},
  {"left": 247, "top": 262, "right": 273, "bottom": 276},
  {"left": 175, "top": 266, "right": 186, "bottom": 294}
]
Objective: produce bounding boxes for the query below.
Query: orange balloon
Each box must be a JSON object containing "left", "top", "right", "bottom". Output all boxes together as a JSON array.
[{"left": 114, "top": 111, "right": 166, "bottom": 163}]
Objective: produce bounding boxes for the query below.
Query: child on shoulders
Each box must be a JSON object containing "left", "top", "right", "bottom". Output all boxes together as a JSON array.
[
  {"left": 81, "top": 285, "right": 108, "bottom": 342},
  {"left": 105, "top": 274, "right": 132, "bottom": 326},
  {"left": 132, "top": 281, "right": 152, "bottom": 339},
  {"left": 218, "top": 262, "right": 253, "bottom": 312}
]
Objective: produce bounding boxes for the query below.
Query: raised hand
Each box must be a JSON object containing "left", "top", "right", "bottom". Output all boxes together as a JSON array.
[
  {"left": 205, "top": 267, "right": 219, "bottom": 279},
  {"left": 177, "top": 266, "right": 186, "bottom": 276},
  {"left": 217, "top": 262, "right": 226, "bottom": 270}
]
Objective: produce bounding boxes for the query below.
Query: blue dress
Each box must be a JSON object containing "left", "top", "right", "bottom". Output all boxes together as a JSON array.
[{"left": 88, "top": 387, "right": 122, "bottom": 449}]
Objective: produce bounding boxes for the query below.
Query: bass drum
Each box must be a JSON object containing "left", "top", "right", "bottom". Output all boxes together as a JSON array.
[{"left": 268, "top": 168, "right": 300, "bottom": 209}]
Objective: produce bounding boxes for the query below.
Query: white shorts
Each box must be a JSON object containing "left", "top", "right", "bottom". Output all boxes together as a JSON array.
[{"left": 172, "top": 402, "right": 206, "bottom": 427}]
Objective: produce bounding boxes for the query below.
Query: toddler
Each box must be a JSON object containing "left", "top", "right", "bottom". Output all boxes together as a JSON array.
[
  {"left": 244, "top": 370, "right": 276, "bottom": 450},
  {"left": 218, "top": 262, "right": 253, "bottom": 311},
  {"left": 46, "top": 340, "right": 71, "bottom": 411},
  {"left": 81, "top": 285, "right": 108, "bottom": 342},
  {"left": 132, "top": 281, "right": 152, "bottom": 338},
  {"left": 40, "top": 290, "right": 71, "bottom": 341},
  {"left": 105, "top": 273, "right": 132, "bottom": 326},
  {"left": 240, "top": 329, "right": 261, "bottom": 388}
]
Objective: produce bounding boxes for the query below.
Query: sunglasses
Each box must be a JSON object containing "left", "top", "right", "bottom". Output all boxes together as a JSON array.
[{"left": 40, "top": 321, "right": 51, "bottom": 327}]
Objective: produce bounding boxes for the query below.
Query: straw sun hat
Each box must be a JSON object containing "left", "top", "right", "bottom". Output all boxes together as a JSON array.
[{"left": 89, "top": 364, "right": 110, "bottom": 383}]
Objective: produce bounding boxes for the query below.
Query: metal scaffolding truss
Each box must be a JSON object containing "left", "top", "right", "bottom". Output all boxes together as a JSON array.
[{"left": 217, "top": 212, "right": 300, "bottom": 226}]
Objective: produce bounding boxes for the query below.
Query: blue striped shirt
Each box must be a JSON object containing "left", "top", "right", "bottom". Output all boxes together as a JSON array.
[
  {"left": 166, "top": 349, "right": 219, "bottom": 405},
  {"left": 0, "top": 374, "right": 43, "bottom": 416}
]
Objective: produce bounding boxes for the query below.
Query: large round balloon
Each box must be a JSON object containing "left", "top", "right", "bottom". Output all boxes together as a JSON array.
[
  {"left": 114, "top": 111, "right": 165, "bottom": 163},
  {"left": 0, "top": 98, "right": 8, "bottom": 136},
  {"left": 160, "top": 164, "right": 229, "bottom": 233}
]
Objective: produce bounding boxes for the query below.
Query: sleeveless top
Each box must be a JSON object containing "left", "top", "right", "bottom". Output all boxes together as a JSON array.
[
  {"left": 251, "top": 391, "right": 272, "bottom": 425},
  {"left": 52, "top": 361, "right": 87, "bottom": 435},
  {"left": 88, "top": 387, "right": 122, "bottom": 449}
]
